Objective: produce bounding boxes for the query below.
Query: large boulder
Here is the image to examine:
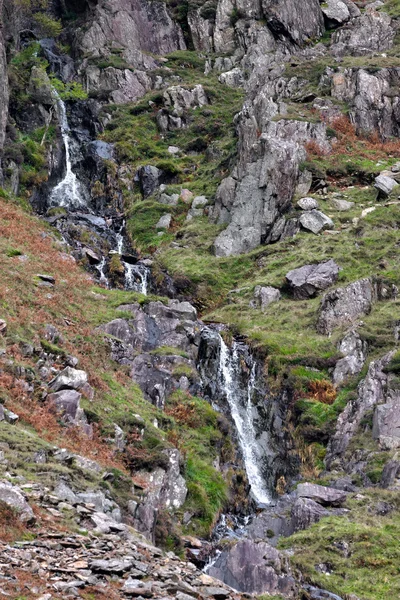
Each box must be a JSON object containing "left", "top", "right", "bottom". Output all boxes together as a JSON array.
[
  {"left": 375, "top": 174, "right": 398, "bottom": 198},
  {"left": 49, "top": 367, "right": 88, "bottom": 392},
  {"left": 0, "top": 481, "right": 35, "bottom": 523},
  {"left": 250, "top": 286, "right": 281, "bottom": 310},
  {"left": 296, "top": 482, "right": 347, "bottom": 506},
  {"left": 46, "top": 389, "right": 82, "bottom": 425},
  {"left": 299, "top": 210, "right": 334, "bottom": 234},
  {"left": 207, "top": 539, "right": 298, "bottom": 596},
  {"left": 321, "top": 0, "right": 351, "bottom": 25},
  {"left": 286, "top": 260, "right": 339, "bottom": 299},
  {"left": 317, "top": 278, "right": 375, "bottom": 335},
  {"left": 290, "top": 497, "right": 330, "bottom": 532}
]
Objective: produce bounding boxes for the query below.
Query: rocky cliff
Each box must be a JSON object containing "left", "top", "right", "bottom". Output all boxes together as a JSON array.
[{"left": 1, "top": 1, "right": 400, "bottom": 599}]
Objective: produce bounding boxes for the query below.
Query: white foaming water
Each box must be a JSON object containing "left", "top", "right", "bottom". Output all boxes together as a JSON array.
[
  {"left": 49, "top": 90, "right": 85, "bottom": 208},
  {"left": 218, "top": 336, "right": 271, "bottom": 505},
  {"left": 125, "top": 263, "right": 149, "bottom": 295},
  {"left": 95, "top": 257, "right": 109, "bottom": 288}
]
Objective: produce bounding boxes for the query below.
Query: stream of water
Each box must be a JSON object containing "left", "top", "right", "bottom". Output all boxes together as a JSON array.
[
  {"left": 218, "top": 336, "right": 271, "bottom": 506},
  {"left": 49, "top": 90, "right": 86, "bottom": 208}
]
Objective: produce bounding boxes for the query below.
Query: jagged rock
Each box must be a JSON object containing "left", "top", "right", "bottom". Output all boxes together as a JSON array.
[
  {"left": 331, "top": 67, "right": 400, "bottom": 138},
  {"left": 0, "top": 12, "right": 8, "bottom": 151},
  {"left": 375, "top": 174, "right": 398, "bottom": 198},
  {"left": 0, "top": 481, "right": 35, "bottom": 523},
  {"left": 208, "top": 539, "right": 298, "bottom": 596},
  {"left": 46, "top": 389, "right": 82, "bottom": 425},
  {"left": 321, "top": 0, "right": 351, "bottom": 25},
  {"left": 159, "top": 193, "right": 179, "bottom": 206},
  {"left": 373, "top": 385, "right": 400, "bottom": 450},
  {"left": 163, "top": 85, "right": 209, "bottom": 115},
  {"left": 299, "top": 210, "right": 334, "bottom": 234},
  {"left": 286, "top": 260, "right": 339, "bottom": 299},
  {"left": 219, "top": 68, "right": 245, "bottom": 88},
  {"left": 296, "top": 482, "right": 347, "bottom": 506},
  {"left": 135, "top": 449, "right": 187, "bottom": 541},
  {"left": 28, "top": 66, "right": 54, "bottom": 105},
  {"left": 317, "top": 278, "right": 375, "bottom": 335},
  {"left": 331, "top": 198, "right": 354, "bottom": 211},
  {"left": 49, "top": 367, "right": 88, "bottom": 392},
  {"left": 43, "top": 324, "right": 64, "bottom": 344},
  {"left": 54, "top": 480, "right": 78, "bottom": 504},
  {"left": 326, "top": 352, "right": 394, "bottom": 466},
  {"left": 156, "top": 214, "right": 172, "bottom": 229},
  {"left": 250, "top": 286, "right": 281, "bottom": 310},
  {"left": 137, "top": 165, "right": 162, "bottom": 198},
  {"left": 381, "top": 454, "right": 400, "bottom": 489},
  {"left": 331, "top": 10, "right": 395, "bottom": 57},
  {"left": 188, "top": 8, "right": 214, "bottom": 52},
  {"left": 333, "top": 330, "right": 367, "bottom": 385},
  {"left": 297, "top": 197, "right": 319, "bottom": 211},
  {"left": 291, "top": 498, "right": 330, "bottom": 531}
]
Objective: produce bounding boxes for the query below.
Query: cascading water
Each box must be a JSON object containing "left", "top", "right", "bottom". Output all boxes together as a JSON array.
[
  {"left": 115, "top": 221, "right": 149, "bottom": 294},
  {"left": 49, "top": 90, "right": 86, "bottom": 208},
  {"left": 218, "top": 336, "right": 271, "bottom": 506},
  {"left": 95, "top": 257, "right": 109, "bottom": 288}
]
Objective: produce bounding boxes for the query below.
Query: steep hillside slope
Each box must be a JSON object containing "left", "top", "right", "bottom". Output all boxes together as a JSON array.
[{"left": 1, "top": 1, "right": 400, "bottom": 600}]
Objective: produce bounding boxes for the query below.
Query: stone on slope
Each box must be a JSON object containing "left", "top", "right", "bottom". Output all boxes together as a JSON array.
[
  {"left": 375, "top": 174, "right": 398, "bottom": 198},
  {"left": 156, "top": 214, "right": 172, "bottom": 229},
  {"left": 250, "top": 286, "right": 281, "bottom": 310},
  {"left": 0, "top": 481, "right": 35, "bottom": 523},
  {"left": 333, "top": 329, "right": 367, "bottom": 385},
  {"left": 331, "top": 198, "right": 354, "bottom": 211},
  {"left": 296, "top": 482, "right": 347, "bottom": 506},
  {"left": 373, "top": 385, "right": 400, "bottom": 450},
  {"left": 321, "top": 0, "right": 351, "bottom": 25},
  {"left": 291, "top": 498, "right": 331, "bottom": 532},
  {"left": 297, "top": 197, "right": 319, "bottom": 211},
  {"left": 317, "top": 278, "right": 375, "bottom": 335},
  {"left": 286, "top": 259, "right": 339, "bottom": 299},
  {"left": 46, "top": 389, "right": 82, "bottom": 424},
  {"left": 299, "top": 210, "right": 334, "bottom": 234},
  {"left": 49, "top": 367, "right": 88, "bottom": 392}
]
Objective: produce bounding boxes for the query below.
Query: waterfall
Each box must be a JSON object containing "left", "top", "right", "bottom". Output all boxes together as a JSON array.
[
  {"left": 125, "top": 263, "right": 149, "bottom": 295},
  {"left": 218, "top": 336, "right": 271, "bottom": 506},
  {"left": 95, "top": 257, "right": 109, "bottom": 288},
  {"left": 49, "top": 89, "right": 86, "bottom": 208},
  {"left": 115, "top": 221, "right": 149, "bottom": 294}
]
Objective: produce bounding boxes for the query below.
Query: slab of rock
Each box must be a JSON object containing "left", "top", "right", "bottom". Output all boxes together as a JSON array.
[
  {"left": 156, "top": 214, "right": 172, "bottom": 229},
  {"left": 207, "top": 538, "right": 298, "bottom": 596},
  {"left": 291, "top": 498, "right": 330, "bottom": 532},
  {"left": 286, "top": 260, "right": 339, "bottom": 299},
  {"left": 333, "top": 329, "right": 367, "bottom": 385},
  {"left": 49, "top": 367, "right": 88, "bottom": 393},
  {"left": 375, "top": 174, "right": 398, "bottom": 198},
  {"left": 296, "top": 482, "right": 347, "bottom": 506},
  {"left": 331, "top": 198, "right": 354, "bottom": 211},
  {"left": 299, "top": 210, "right": 334, "bottom": 234},
  {"left": 250, "top": 286, "right": 281, "bottom": 310},
  {"left": 317, "top": 278, "right": 375, "bottom": 335},
  {"left": 0, "top": 481, "right": 35, "bottom": 523},
  {"left": 137, "top": 165, "right": 162, "bottom": 198},
  {"left": 90, "top": 558, "right": 134, "bottom": 574},
  {"left": 297, "top": 197, "right": 319, "bottom": 211}
]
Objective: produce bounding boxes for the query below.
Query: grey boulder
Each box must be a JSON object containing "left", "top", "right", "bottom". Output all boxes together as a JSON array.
[
  {"left": 286, "top": 259, "right": 339, "bottom": 299},
  {"left": 156, "top": 214, "right": 172, "bottom": 229},
  {"left": 375, "top": 174, "right": 398, "bottom": 198},
  {"left": 297, "top": 197, "right": 319, "bottom": 211},
  {"left": 0, "top": 481, "right": 35, "bottom": 523},
  {"left": 317, "top": 278, "right": 375, "bottom": 335},
  {"left": 299, "top": 210, "right": 334, "bottom": 234},
  {"left": 321, "top": 0, "right": 351, "bottom": 24},
  {"left": 250, "top": 286, "right": 281, "bottom": 310},
  {"left": 291, "top": 497, "right": 330, "bottom": 532},
  {"left": 49, "top": 367, "right": 88, "bottom": 392},
  {"left": 296, "top": 482, "right": 347, "bottom": 506}
]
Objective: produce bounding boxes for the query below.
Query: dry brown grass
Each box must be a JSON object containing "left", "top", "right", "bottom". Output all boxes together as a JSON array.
[{"left": 308, "top": 379, "right": 337, "bottom": 405}]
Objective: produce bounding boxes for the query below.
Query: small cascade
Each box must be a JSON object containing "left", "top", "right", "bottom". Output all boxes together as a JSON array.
[
  {"left": 218, "top": 336, "right": 271, "bottom": 506},
  {"left": 49, "top": 90, "right": 86, "bottom": 208},
  {"left": 95, "top": 257, "right": 109, "bottom": 288},
  {"left": 114, "top": 221, "right": 149, "bottom": 294},
  {"left": 125, "top": 263, "right": 149, "bottom": 294}
]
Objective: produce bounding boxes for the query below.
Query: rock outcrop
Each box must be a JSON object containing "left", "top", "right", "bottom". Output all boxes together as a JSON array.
[{"left": 0, "top": 0, "right": 8, "bottom": 153}]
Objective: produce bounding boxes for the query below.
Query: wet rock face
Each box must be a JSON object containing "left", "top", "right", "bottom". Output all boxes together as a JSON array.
[{"left": 208, "top": 538, "right": 298, "bottom": 596}]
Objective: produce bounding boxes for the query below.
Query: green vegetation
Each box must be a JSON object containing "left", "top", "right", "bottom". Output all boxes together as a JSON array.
[{"left": 279, "top": 490, "right": 400, "bottom": 600}]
